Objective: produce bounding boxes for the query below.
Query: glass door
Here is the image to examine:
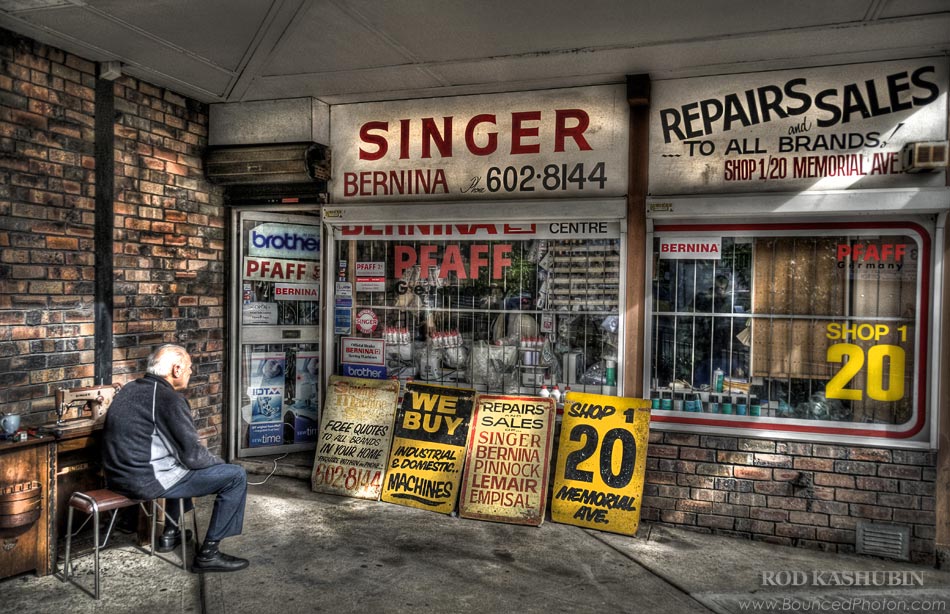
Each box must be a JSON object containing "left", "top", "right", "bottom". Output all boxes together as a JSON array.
[{"left": 229, "top": 209, "right": 322, "bottom": 458}]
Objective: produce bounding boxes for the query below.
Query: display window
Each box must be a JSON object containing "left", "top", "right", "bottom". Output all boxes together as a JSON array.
[
  {"left": 324, "top": 208, "right": 625, "bottom": 400},
  {"left": 646, "top": 220, "right": 932, "bottom": 445}
]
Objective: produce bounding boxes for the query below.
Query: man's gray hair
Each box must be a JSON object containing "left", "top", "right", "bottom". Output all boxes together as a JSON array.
[{"left": 147, "top": 344, "right": 190, "bottom": 377}]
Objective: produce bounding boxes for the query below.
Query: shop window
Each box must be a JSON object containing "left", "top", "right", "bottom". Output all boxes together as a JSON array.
[
  {"left": 330, "top": 226, "right": 623, "bottom": 396},
  {"left": 648, "top": 223, "right": 929, "bottom": 442}
]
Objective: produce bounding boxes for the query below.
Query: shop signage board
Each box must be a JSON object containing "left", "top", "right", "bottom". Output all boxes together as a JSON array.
[
  {"left": 458, "top": 394, "right": 556, "bottom": 526},
  {"left": 380, "top": 383, "right": 476, "bottom": 514},
  {"left": 331, "top": 85, "right": 628, "bottom": 202},
  {"left": 650, "top": 58, "right": 948, "bottom": 194},
  {"left": 332, "top": 221, "right": 621, "bottom": 241},
  {"left": 310, "top": 376, "right": 399, "bottom": 500},
  {"left": 247, "top": 222, "right": 320, "bottom": 260},
  {"left": 273, "top": 283, "right": 320, "bottom": 300},
  {"left": 243, "top": 256, "right": 320, "bottom": 283},
  {"left": 551, "top": 392, "right": 652, "bottom": 536},
  {"left": 341, "top": 337, "right": 385, "bottom": 365}
]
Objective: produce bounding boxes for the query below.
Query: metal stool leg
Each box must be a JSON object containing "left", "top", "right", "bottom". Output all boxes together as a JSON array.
[
  {"left": 63, "top": 506, "right": 74, "bottom": 580},
  {"left": 91, "top": 501, "right": 101, "bottom": 600},
  {"left": 178, "top": 499, "right": 188, "bottom": 570}
]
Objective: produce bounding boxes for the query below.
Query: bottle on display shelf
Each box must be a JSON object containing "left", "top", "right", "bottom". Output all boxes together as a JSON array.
[
  {"left": 551, "top": 384, "right": 562, "bottom": 404},
  {"left": 713, "top": 368, "right": 724, "bottom": 393},
  {"left": 539, "top": 384, "right": 550, "bottom": 398}
]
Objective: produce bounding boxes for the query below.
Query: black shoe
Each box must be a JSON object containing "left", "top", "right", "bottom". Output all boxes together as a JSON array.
[
  {"left": 156, "top": 529, "right": 193, "bottom": 553},
  {"left": 190, "top": 550, "right": 250, "bottom": 573}
]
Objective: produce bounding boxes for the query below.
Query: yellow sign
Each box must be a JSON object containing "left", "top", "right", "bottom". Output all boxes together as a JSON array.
[
  {"left": 381, "top": 383, "right": 475, "bottom": 514},
  {"left": 311, "top": 376, "right": 399, "bottom": 500},
  {"left": 459, "top": 394, "right": 556, "bottom": 526},
  {"left": 551, "top": 391, "right": 651, "bottom": 536}
]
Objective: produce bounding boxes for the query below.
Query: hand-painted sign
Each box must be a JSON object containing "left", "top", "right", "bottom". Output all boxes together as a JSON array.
[
  {"left": 311, "top": 376, "right": 399, "bottom": 500},
  {"left": 381, "top": 383, "right": 475, "bottom": 514},
  {"left": 459, "top": 394, "right": 556, "bottom": 526},
  {"left": 331, "top": 85, "right": 628, "bottom": 202},
  {"left": 551, "top": 391, "right": 652, "bottom": 536},
  {"left": 650, "top": 59, "right": 948, "bottom": 194}
]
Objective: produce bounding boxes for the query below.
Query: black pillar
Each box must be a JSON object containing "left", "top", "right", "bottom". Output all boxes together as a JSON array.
[{"left": 93, "top": 70, "right": 114, "bottom": 384}]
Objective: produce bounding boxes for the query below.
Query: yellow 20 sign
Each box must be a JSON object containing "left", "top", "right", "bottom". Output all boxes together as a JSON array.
[
  {"left": 825, "top": 322, "right": 910, "bottom": 402},
  {"left": 551, "top": 391, "right": 651, "bottom": 536}
]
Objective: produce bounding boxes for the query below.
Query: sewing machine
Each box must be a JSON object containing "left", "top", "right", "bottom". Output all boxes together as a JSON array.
[{"left": 54, "top": 384, "right": 121, "bottom": 428}]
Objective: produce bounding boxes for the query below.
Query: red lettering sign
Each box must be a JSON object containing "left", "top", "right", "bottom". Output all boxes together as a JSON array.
[{"left": 393, "top": 244, "right": 512, "bottom": 279}]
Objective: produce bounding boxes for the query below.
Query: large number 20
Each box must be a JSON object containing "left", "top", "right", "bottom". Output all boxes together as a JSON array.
[
  {"left": 564, "top": 425, "right": 637, "bottom": 488},
  {"left": 826, "top": 343, "right": 905, "bottom": 402}
]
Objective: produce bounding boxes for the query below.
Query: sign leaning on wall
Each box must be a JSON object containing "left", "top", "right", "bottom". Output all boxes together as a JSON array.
[
  {"left": 380, "top": 383, "right": 475, "bottom": 514},
  {"left": 310, "top": 376, "right": 399, "bottom": 500},
  {"left": 459, "top": 394, "right": 556, "bottom": 526},
  {"left": 551, "top": 392, "right": 652, "bottom": 536},
  {"left": 649, "top": 58, "right": 948, "bottom": 194}
]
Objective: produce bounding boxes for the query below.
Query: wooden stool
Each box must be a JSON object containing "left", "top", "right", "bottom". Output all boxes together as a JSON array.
[{"left": 61, "top": 489, "right": 197, "bottom": 599}]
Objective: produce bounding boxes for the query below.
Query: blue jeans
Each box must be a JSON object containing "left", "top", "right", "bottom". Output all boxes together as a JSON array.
[{"left": 161, "top": 463, "right": 247, "bottom": 542}]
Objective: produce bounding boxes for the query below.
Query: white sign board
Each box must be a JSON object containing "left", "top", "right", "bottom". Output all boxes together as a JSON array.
[
  {"left": 658, "top": 237, "right": 722, "bottom": 260},
  {"left": 341, "top": 337, "right": 385, "bottom": 366},
  {"left": 331, "top": 85, "right": 628, "bottom": 202},
  {"left": 650, "top": 59, "right": 948, "bottom": 194}
]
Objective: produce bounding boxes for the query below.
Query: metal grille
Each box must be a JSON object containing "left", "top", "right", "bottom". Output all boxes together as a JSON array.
[
  {"left": 856, "top": 521, "right": 910, "bottom": 561},
  {"left": 334, "top": 235, "right": 622, "bottom": 395}
]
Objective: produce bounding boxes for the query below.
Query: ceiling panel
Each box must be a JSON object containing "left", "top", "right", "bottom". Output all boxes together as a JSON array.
[
  {"left": 1, "top": 0, "right": 949, "bottom": 104},
  {"left": 338, "top": 0, "right": 872, "bottom": 62},
  {"left": 82, "top": 0, "right": 272, "bottom": 71},
  {"left": 260, "top": 0, "right": 417, "bottom": 77},
  {"left": 20, "top": 6, "right": 234, "bottom": 95},
  {"left": 243, "top": 64, "right": 444, "bottom": 102}
]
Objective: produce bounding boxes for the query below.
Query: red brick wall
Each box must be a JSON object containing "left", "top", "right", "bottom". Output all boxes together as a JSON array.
[
  {"left": 0, "top": 28, "right": 226, "bottom": 453},
  {"left": 643, "top": 432, "right": 937, "bottom": 564},
  {"left": 0, "top": 30, "right": 97, "bottom": 419},
  {"left": 110, "top": 75, "right": 225, "bottom": 450}
]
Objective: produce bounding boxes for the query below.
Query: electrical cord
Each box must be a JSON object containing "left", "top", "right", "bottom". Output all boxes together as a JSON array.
[{"left": 247, "top": 453, "right": 289, "bottom": 485}]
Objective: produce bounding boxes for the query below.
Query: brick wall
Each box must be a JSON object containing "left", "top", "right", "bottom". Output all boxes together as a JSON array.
[
  {"left": 643, "top": 431, "right": 937, "bottom": 565},
  {"left": 0, "top": 28, "right": 226, "bottom": 453},
  {"left": 110, "top": 74, "right": 225, "bottom": 450}
]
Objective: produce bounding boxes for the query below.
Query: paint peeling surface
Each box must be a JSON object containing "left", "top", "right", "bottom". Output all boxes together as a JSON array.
[
  {"left": 381, "top": 383, "right": 475, "bottom": 514},
  {"left": 459, "top": 394, "right": 556, "bottom": 526},
  {"left": 551, "top": 392, "right": 652, "bottom": 536},
  {"left": 310, "top": 376, "right": 399, "bottom": 500}
]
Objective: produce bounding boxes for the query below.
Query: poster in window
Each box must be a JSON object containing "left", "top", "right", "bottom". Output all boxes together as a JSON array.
[{"left": 247, "top": 352, "right": 286, "bottom": 447}]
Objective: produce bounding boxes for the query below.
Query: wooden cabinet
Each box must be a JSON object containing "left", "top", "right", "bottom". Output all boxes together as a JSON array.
[{"left": 0, "top": 438, "right": 56, "bottom": 579}]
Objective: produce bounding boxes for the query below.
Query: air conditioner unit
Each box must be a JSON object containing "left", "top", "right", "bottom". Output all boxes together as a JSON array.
[
  {"left": 899, "top": 141, "right": 948, "bottom": 173},
  {"left": 205, "top": 142, "right": 330, "bottom": 185}
]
